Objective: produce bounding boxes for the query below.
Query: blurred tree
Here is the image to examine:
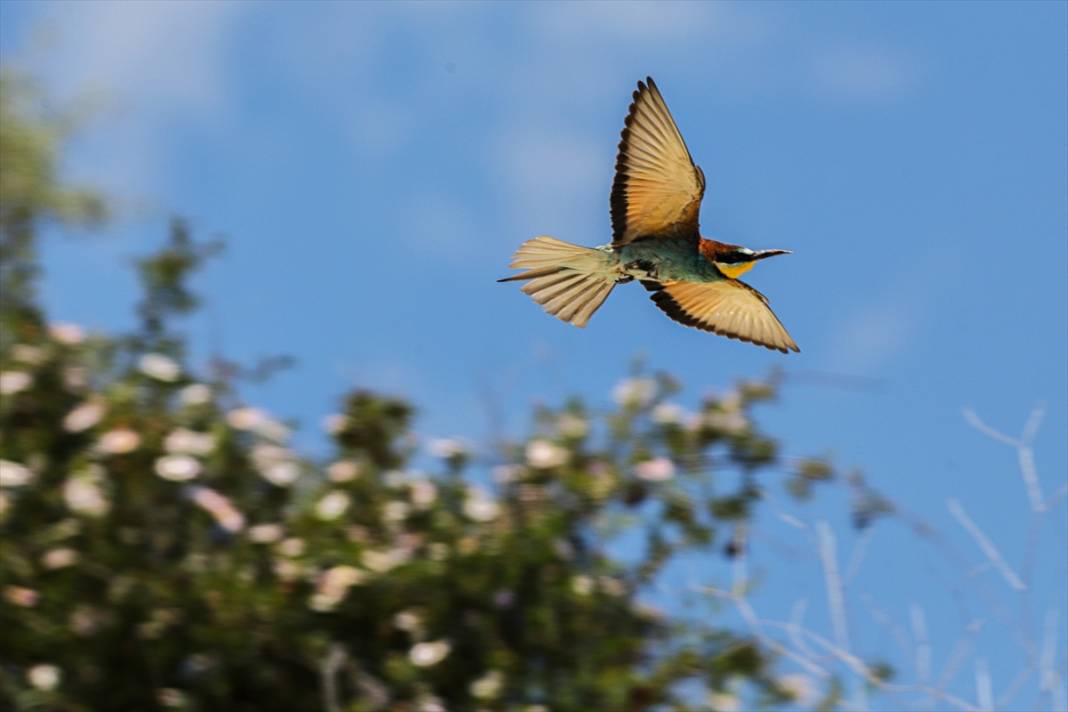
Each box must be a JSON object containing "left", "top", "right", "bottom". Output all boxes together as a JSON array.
[{"left": 0, "top": 71, "right": 853, "bottom": 712}]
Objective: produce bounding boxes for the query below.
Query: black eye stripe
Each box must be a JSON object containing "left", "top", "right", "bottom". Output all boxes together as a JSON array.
[{"left": 714, "top": 253, "right": 751, "bottom": 264}]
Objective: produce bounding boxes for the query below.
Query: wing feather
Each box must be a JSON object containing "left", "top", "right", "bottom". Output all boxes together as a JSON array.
[
  {"left": 646, "top": 279, "right": 799, "bottom": 353},
  {"left": 611, "top": 77, "right": 705, "bottom": 245}
]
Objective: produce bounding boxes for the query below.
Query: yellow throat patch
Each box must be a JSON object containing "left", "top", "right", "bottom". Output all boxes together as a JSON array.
[{"left": 714, "top": 261, "right": 755, "bottom": 279}]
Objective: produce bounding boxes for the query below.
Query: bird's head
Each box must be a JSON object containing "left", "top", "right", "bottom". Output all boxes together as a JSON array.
[{"left": 699, "top": 239, "right": 791, "bottom": 279}]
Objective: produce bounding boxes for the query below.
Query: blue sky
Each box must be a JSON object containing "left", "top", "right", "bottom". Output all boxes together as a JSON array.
[{"left": 2, "top": 1, "right": 1066, "bottom": 709}]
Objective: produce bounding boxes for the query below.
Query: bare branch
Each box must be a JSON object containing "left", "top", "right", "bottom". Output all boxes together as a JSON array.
[
  {"left": 1041, "top": 609, "right": 1060, "bottom": 695},
  {"left": 1018, "top": 444, "right": 1045, "bottom": 512},
  {"left": 947, "top": 498, "right": 1027, "bottom": 591},
  {"left": 844, "top": 526, "right": 873, "bottom": 586},
  {"left": 817, "top": 521, "right": 852, "bottom": 651},
  {"left": 962, "top": 408, "right": 1020, "bottom": 447},
  {"left": 1021, "top": 404, "right": 1046, "bottom": 443},
  {"left": 911, "top": 604, "right": 932, "bottom": 684}
]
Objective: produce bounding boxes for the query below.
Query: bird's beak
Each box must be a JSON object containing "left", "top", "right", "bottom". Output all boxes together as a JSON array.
[{"left": 752, "top": 249, "right": 791, "bottom": 261}]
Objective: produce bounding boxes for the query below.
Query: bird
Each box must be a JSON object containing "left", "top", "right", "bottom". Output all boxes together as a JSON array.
[{"left": 498, "top": 77, "right": 799, "bottom": 354}]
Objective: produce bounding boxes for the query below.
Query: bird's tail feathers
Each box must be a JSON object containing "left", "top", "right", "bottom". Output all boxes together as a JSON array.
[{"left": 498, "top": 236, "right": 618, "bottom": 328}]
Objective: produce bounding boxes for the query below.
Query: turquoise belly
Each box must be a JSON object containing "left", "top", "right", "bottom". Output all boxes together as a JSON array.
[{"left": 613, "top": 238, "right": 720, "bottom": 283}]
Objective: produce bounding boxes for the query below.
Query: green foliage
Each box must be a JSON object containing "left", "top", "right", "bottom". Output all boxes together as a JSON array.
[
  {"left": 0, "top": 71, "right": 846, "bottom": 711},
  {"left": 0, "top": 72, "right": 106, "bottom": 332}
]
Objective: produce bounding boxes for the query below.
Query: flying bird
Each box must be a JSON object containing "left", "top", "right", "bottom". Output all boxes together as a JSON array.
[{"left": 499, "top": 77, "right": 799, "bottom": 353}]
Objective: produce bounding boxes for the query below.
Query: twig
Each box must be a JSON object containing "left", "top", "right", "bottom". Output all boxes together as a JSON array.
[
  {"left": 1044, "top": 483, "right": 1068, "bottom": 511},
  {"left": 962, "top": 408, "right": 1020, "bottom": 447},
  {"left": 789, "top": 599, "right": 822, "bottom": 664},
  {"left": 860, "top": 594, "right": 911, "bottom": 662},
  {"left": 937, "top": 620, "right": 986, "bottom": 695},
  {"left": 911, "top": 603, "right": 932, "bottom": 685},
  {"left": 817, "top": 521, "right": 851, "bottom": 651},
  {"left": 975, "top": 658, "right": 993, "bottom": 711},
  {"left": 962, "top": 406, "right": 1046, "bottom": 511},
  {"left": 761, "top": 619, "right": 984, "bottom": 712},
  {"left": 947, "top": 498, "right": 1027, "bottom": 591},
  {"left": 844, "top": 526, "right": 873, "bottom": 586},
  {"left": 1041, "top": 609, "right": 1059, "bottom": 695}
]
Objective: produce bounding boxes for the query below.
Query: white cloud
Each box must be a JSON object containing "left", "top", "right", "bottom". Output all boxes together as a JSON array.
[{"left": 11, "top": 1, "right": 245, "bottom": 198}]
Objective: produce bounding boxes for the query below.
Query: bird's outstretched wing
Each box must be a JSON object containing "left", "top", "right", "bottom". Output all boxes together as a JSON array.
[
  {"left": 611, "top": 77, "right": 705, "bottom": 246},
  {"left": 645, "top": 279, "right": 799, "bottom": 353}
]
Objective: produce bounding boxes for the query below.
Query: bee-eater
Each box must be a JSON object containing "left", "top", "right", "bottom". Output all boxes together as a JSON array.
[{"left": 499, "top": 77, "right": 799, "bottom": 353}]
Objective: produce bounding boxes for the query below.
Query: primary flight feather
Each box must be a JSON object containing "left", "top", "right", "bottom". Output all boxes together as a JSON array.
[{"left": 499, "top": 77, "right": 798, "bottom": 354}]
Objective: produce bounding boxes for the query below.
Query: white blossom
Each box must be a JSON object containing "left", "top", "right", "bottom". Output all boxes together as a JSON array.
[
  {"left": 63, "top": 400, "right": 106, "bottom": 432},
  {"left": 247, "top": 523, "right": 284, "bottom": 544},
  {"left": 652, "top": 402, "right": 685, "bottom": 425},
  {"left": 470, "top": 670, "right": 503, "bottom": 700},
  {"left": 428, "top": 438, "right": 468, "bottom": 459},
  {"left": 64, "top": 468, "right": 109, "bottom": 517},
  {"left": 11, "top": 344, "right": 45, "bottom": 364},
  {"left": 277, "top": 537, "right": 305, "bottom": 558},
  {"left": 228, "top": 405, "right": 288, "bottom": 439},
  {"left": 158, "top": 688, "right": 188, "bottom": 708},
  {"left": 525, "top": 439, "right": 568, "bottom": 469},
  {"left": 778, "top": 674, "right": 818, "bottom": 706},
  {"left": 570, "top": 575, "right": 594, "bottom": 596},
  {"left": 309, "top": 565, "right": 365, "bottom": 611},
  {"left": 0, "top": 459, "right": 34, "bottom": 487},
  {"left": 164, "top": 428, "right": 215, "bottom": 456},
  {"left": 315, "top": 491, "right": 351, "bottom": 520},
  {"left": 138, "top": 353, "right": 181, "bottom": 382},
  {"left": 635, "top": 457, "right": 675, "bottom": 482},
  {"left": 557, "top": 413, "right": 589, "bottom": 438},
  {"left": 179, "top": 383, "right": 212, "bottom": 406},
  {"left": 612, "top": 377, "right": 656, "bottom": 407},
  {"left": 42, "top": 548, "right": 78, "bottom": 570},
  {"left": 409, "top": 639, "right": 451, "bottom": 667},
  {"left": 326, "top": 460, "right": 361, "bottom": 482},
  {"left": 383, "top": 470, "right": 409, "bottom": 488},
  {"left": 362, "top": 547, "right": 410, "bottom": 573},
  {"left": 4, "top": 585, "right": 38, "bottom": 607},
  {"left": 49, "top": 322, "right": 86, "bottom": 345},
  {"left": 382, "top": 500, "right": 410, "bottom": 523},
  {"left": 393, "top": 610, "right": 422, "bottom": 632},
  {"left": 226, "top": 406, "right": 267, "bottom": 431},
  {"left": 463, "top": 487, "right": 500, "bottom": 522},
  {"left": 0, "top": 371, "right": 32, "bottom": 395},
  {"left": 261, "top": 461, "right": 300, "bottom": 487},
  {"left": 155, "top": 455, "right": 202, "bottom": 482},
  {"left": 705, "top": 409, "right": 749, "bottom": 435},
  {"left": 416, "top": 696, "right": 446, "bottom": 712},
  {"left": 409, "top": 480, "right": 438, "bottom": 508},
  {"left": 96, "top": 428, "right": 141, "bottom": 455},
  {"left": 321, "top": 414, "right": 349, "bottom": 435},
  {"left": 27, "top": 664, "right": 61, "bottom": 691},
  {"left": 190, "top": 486, "right": 245, "bottom": 532},
  {"left": 256, "top": 417, "right": 291, "bottom": 442},
  {"left": 708, "top": 692, "right": 741, "bottom": 712}
]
